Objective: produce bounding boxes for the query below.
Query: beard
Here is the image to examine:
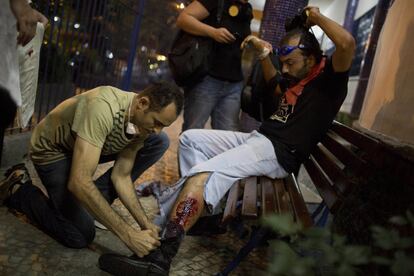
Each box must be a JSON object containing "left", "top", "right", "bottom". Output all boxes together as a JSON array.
[
  {"left": 282, "top": 60, "right": 310, "bottom": 87},
  {"left": 282, "top": 73, "right": 302, "bottom": 87}
]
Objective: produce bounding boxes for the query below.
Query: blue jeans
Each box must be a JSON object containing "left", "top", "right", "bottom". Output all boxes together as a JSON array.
[
  {"left": 183, "top": 75, "right": 243, "bottom": 131},
  {"left": 7, "top": 132, "right": 169, "bottom": 248}
]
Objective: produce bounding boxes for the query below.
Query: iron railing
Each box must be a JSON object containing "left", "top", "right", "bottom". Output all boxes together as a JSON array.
[{"left": 11, "top": 0, "right": 179, "bottom": 132}]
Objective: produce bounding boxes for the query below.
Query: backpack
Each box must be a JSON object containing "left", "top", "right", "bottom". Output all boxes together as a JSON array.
[
  {"left": 168, "top": 0, "right": 224, "bottom": 88},
  {"left": 241, "top": 53, "right": 281, "bottom": 121}
]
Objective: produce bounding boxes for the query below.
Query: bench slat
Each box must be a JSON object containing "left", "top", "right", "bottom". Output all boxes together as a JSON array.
[
  {"left": 331, "top": 122, "right": 379, "bottom": 156},
  {"left": 241, "top": 177, "right": 258, "bottom": 218},
  {"left": 322, "top": 133, "right": 366, "bottom": 174},
  {"left": 273, "top": 178, "right": 291, "bottom": 215},
  {"left": 222, "top": 181, "right": 241, "bottom": 224},
  {"left": 304, "top": 157, "right": 342, "bottom": 213},
  {"left": 261, "top": 177, "right": 277, "bottom": 216},
  {"left": 284, "top": 176, "right": 313, "bottom": 228},
  {"left": 312, "top": 145, "right": 353, "bottom": 196}
]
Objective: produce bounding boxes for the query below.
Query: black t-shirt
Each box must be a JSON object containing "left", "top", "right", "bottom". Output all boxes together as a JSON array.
[
  {"left": 259, "top": 58, "right": 349, "bottom": 173},
  {"left": 198, "top": 0, "right": 252, "bottom": 82}
]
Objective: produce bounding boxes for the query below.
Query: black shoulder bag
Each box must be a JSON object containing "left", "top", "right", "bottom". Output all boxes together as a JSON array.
[{"left": 168, "top": 0, "right": 224, "bottom": 88}]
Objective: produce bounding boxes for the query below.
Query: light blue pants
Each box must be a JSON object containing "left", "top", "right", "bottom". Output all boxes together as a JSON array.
[
  {"left": 142, "top": 129, "right": 288, "bottom": 227},
  {"left": 182, "top": 75, "right": 243, "bottom": 131}
]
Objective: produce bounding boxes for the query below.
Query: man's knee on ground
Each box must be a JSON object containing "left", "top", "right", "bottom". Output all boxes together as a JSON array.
[{"left": 62, "top": 226, "right": 95, "bottom": 249}]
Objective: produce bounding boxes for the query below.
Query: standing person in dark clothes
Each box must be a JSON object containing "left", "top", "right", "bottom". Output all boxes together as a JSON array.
[
  {"left": 177, "top": 0, "right": 253, "bottom": 131},
  {"left": 98, "top": 6, "right": 355, "bottom": 276}
]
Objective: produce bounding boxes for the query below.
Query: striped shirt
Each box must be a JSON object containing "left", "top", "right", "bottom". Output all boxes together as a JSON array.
[{"left": 30, "top": 86, "right": 144, "bottom": 165}]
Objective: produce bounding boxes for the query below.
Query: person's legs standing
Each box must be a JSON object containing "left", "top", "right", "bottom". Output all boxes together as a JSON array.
[
  {"left": 211, "top": 80, "right": 243, "bottom": 131},
  {"left": 182, "top": 76, "right": 223, "bottom": 131}
]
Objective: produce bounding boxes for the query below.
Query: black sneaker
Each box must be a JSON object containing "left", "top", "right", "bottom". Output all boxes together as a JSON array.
[
  {"left": 99, "top": 236, "right": 182, "bottom": 276},
  {"left": 98, "top": 252, "right": 168, "bottom": 276}
]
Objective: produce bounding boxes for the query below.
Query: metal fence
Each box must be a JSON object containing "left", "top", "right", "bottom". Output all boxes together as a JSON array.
[
  {"left": 12, "top": 0, "right": 179, "bottom": 132},
  {"left": 28, "top": 0, "right": 136, "bottom": 127}
]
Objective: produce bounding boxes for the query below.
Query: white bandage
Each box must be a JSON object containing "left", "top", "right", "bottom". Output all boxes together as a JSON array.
[{"left": 258, "top": 47, "right": 270, "bottom": 60}]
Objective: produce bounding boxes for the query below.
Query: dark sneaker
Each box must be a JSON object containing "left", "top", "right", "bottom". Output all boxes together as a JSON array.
[
  {"left": 0, "top": 163, "right": 31, "bottom": 204},
  {"left": 98, "top": 253, "right": 168, "bottom": 276},
  {"left": 99, "top": 235, "right": 182, "bottom": 276}
]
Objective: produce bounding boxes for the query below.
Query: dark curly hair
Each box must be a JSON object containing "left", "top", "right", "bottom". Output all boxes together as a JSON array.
[
  {"left": 280, "top": 28, "right": 323, "bottom": 63},
  {"left": 139, "top": 81, "right": 184, "bottom": 116}
]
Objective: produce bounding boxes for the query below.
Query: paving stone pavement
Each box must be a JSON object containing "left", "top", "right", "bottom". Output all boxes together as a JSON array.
[{"left": 0, "top": 116, "right": 270, "bottom": 275}]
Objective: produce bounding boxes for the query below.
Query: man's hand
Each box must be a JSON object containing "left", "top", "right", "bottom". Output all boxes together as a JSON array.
[
  {"left": 241, "top": 35, "right": 278, "bottom": 83},
  {"left": 143, "top": 221, "right": 161, "bottom": 239},
  {"left": 241, "top": 35, "right": 273, "bottom": 60},
  {"left": 10, "top": 0, "right": 48, "bottom": 46},
  {"left": 304, "top": 6, "right": 321, "bottom": 28},
  {"left": 210, "top": 27, "right": 236, "bottom": 43},
  {"left": 126, "top": 229, "right": 161, "bottom": 257},
  {"left": 241, "top": 35, "right": 272, "bottom": 51},
  {"left": 301, "top": 5, "right": 355, "bottom": 72}
]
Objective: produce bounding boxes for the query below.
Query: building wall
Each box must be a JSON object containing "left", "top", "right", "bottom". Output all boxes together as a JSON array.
[
  {"left": 355, "top": 0, "right": 378, "bottom": 18},
  {"left": 358, "top": 0, "right": 414, "bottom": 145}
]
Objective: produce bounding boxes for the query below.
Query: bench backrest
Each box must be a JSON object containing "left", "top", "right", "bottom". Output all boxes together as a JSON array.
[{"left": 303, "top": 121, "right": 380, "bottom": 214}]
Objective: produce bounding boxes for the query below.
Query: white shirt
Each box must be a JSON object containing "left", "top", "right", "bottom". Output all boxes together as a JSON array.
[{"left": 0, "top": 0, "right": 21, "bottom": 106}]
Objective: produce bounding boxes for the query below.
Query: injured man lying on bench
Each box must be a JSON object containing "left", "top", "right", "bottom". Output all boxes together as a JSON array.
[{"left": 98, "top": 5, "right": 355, "bottom": 276}]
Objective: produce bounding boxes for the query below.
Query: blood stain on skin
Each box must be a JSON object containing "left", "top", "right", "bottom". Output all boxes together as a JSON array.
[{"left": 173, "top": 197, "right": 199, "bottom": 227}]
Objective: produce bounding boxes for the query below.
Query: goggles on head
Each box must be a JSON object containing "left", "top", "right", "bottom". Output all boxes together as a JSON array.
[{"left": 276, "top": 43, "right": 306, "bottom": 56}]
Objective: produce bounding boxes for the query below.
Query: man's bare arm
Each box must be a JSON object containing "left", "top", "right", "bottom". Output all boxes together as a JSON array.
[
  {"left": 68, "top": 136, "right": 159, "bottom": 256},
  {"left": 306, "top": 6, "right": 356, "bottom": 72},
  {"left": 176, "top": 1, "right": 235, "bottom": 43},
  {"left": 241, "top": 35, "right": 281, "bottom": 94},
  {"left": 111, "top": 141, "right": 160, "bottom": 237}
]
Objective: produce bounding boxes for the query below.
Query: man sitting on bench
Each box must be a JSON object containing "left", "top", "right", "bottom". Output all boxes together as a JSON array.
[{"left": 99, "top": 6, "right": 356, "bottom": 276}]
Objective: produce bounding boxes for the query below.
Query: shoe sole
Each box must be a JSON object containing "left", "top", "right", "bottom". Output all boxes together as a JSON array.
[
  {"left": 94, "top": 220, "right": 108, "bottom": 230},
  {"left": 0, "top": 170, "right": 26, "bottom": 203},
  {"left": 99, "top": 254, "right": 168, "bottom": 276}
]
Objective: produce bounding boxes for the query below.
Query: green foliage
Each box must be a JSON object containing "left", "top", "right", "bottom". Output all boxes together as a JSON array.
[
  {"left": 262, "top": 211, "right": 414, "bottom": 276},
  {"left": 335, "top": 112, "right": 356, "bottom": 127}
]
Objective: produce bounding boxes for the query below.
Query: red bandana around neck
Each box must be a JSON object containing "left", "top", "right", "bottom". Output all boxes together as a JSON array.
[{"left": 284, "top": 57, "right": 326, "bottom": 105}]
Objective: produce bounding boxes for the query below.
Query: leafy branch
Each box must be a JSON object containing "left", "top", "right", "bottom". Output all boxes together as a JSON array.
[{"left": 262, "top": 210, "right": 414, "bottom": 276}]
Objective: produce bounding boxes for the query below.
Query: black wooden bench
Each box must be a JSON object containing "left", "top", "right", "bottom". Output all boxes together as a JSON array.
[{"left": 217, "top": 121, "right": 388, "bottom": 275}]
